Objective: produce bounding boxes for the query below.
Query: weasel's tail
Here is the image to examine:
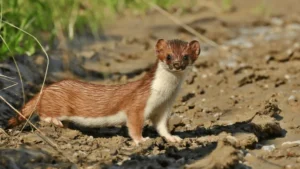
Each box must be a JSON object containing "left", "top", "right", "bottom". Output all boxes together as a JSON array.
[{"left": 6, "top": 96, "right": 39, "bottom": 128}]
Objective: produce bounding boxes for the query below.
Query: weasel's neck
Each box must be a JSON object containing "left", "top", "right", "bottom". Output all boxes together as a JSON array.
[
  {"left": 143, "top": 60, "right": 187, "bottom": 95},
  {"left": 151, "top": 61, "right": 187, "bottom": 92},
  {"left": 144, "top": 61, "right": 188, "bottom": 118}
]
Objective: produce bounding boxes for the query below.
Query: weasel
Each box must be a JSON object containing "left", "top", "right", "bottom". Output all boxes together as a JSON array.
[{"left": 6, "top": 39, "right": 201, "bottom": 144}]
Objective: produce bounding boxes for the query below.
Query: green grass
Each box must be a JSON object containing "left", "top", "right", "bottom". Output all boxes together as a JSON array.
[
  {"left": 252, "top": 0, "right": 271, "bottom": 17},
  {"left": 221, "top": 0, "right": 233, "bottom": 12},
  {"left": 0, "top": 0, "right": 175, "bottom": 60}
]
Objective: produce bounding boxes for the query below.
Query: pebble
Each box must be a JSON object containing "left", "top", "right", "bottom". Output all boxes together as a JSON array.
[
  {"left": 270, "top": 17, "right": 283, "bottom": 26},
  {"left": 62, "top": 129, "right": 81, "bottom": 139},
  {"left": 21, "top": 133, "right": 44, "bottom": 144},
  {"left": 78, "top": 51, "right": 96, "bottom": 59},
  {"left": 284, "top": 164, "right": 293, "bottom": 169},
  {"left": 284, "top": 74, "right": 290, "bottom": 79},
  {"left": 61, "top": 143, "right": 72, "bottom": 149},
  {"left": 262, "top": 145, "right": 276, "bottom": 152},
  {"left": 87, "top": 136, "right": 94, "bottom": 142},
  {"left": 225, "top": 135, "right": 238, "bottom": 145},
  {"left": 288, "top": 95, "right": 297, "bottom": 101}
]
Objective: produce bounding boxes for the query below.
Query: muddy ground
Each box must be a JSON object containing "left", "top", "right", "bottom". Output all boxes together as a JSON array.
[{"left": 1, "top": 0, "right": 300, "bottom": 168}]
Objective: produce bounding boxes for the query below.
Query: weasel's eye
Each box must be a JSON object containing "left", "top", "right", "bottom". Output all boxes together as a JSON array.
[
  {"left": 166, "top": 55, "right": 172, "bottom": 61},
  {"left": 183, "top": 55, "right": 189, "bottom": 61}
]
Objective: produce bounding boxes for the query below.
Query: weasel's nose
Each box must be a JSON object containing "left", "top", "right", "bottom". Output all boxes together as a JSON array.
[{"left": 173, "top": 62, "right": 181, "bottom": 70}]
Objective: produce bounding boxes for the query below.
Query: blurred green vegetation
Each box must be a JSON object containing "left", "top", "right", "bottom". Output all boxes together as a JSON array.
[
  {"left": 221, "top": 0, "right": 233, "bottom": 12},
  {"left": 0, "top": 0, "right": 175, "bottom": 60}
]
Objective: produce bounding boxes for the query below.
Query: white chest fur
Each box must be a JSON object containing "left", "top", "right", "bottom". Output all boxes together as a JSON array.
[
  {"left": 144, "top": 62, "right": 187, "bottom": 118},
  {"left": 59, "top": 111, "right": 127, "bottom": 127}
]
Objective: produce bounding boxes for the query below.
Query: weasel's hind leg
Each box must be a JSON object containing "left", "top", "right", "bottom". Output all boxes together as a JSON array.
[{"left": 41, "top": 116, "right": 63, "bottom": 127}]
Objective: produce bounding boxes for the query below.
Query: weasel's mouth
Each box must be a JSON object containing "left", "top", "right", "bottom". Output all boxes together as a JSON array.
[
  {"left": 168, "top": 65, "right": 186, "bottom": 72},
  {"left": 169, "top": 67, "right": 185, "bottom": 72}
]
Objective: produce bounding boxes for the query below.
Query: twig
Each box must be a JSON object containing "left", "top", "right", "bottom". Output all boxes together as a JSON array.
[{"left": 145, "top": 1, "right": 219, "bottom": 47}]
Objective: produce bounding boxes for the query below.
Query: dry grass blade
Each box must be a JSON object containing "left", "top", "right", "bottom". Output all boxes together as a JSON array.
[
  {"left": 0, "top": 82, "right": 18, "bottom": 91},
  {"left": 0, "top": 73, "right": 19, "bottom": 92},
  {"left": 0, "top": 74, "right": 16, "bottom": 80},
  {"left": 0, "top": 95, "right": 75, "bottom": 163},
  {"left": 0, "top": 20, "right": 50, "bottom": 133},
  {"left": 145, "top": 1, "right": 219, "bottom": 47},
  {"left": 0, "top": 75, "right": 17, "bottom": 84},
  {"left": 0, "top": 36, "right": 25, "bottom": 103}
]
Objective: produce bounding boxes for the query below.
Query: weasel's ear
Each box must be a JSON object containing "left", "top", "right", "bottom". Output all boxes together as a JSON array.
[
  {"left": 188, "top": 40, "right": 201, "bottom": 62},
  {"left": 155, "top": 39, "right": 167, "bottom": 55}
]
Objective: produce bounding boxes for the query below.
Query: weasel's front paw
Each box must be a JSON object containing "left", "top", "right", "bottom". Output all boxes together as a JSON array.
[
  {"left": 134, "top": 137, "right": 150, "bottom": 145},
  {"left": 165, "top": 135, "right": 182, "bottom": 143}
]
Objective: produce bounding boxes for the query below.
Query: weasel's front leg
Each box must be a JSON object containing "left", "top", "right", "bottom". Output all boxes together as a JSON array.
[
  {"left": 127, "top": 112, "right": 149, "bottom": 145},
  {"left": 151, "top": 107, "right": 182, "bottom": 143}
]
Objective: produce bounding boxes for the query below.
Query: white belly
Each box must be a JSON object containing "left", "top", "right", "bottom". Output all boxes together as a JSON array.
[{"left": 59, "top": 111, "right": 127, "bottom": 127}]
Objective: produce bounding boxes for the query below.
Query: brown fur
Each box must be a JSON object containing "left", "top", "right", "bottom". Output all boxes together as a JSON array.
[
  {"left": 156, "top": 39, "right": 201, "bottom": 70},
  {"left": 7, "top": 62, "right": 157, "bottom": 128}
]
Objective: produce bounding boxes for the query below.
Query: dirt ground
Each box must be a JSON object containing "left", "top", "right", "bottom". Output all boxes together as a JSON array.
[{"left": 1, "top": 0, "right": 300, "bottom": 168}]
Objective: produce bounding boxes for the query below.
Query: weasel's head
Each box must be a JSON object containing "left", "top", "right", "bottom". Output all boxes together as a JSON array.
[{"left": 155, "top": 39, "right": 201, "bottom": 72}]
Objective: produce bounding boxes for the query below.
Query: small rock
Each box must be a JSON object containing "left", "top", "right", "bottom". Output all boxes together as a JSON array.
[
  {"left": 288, "top": 95, "right": 296, "bottom": 101},
  {"left": 199, "top": 89, "right": 205, "bottom": 95},
  {"left": 185, "top": 141, "right": 242, "bottom": 169},
  {"left": 251, "top": 115, "right": 283, "bottom": 139},
  {"left": 110, "top": 149, "right": 118, "bottom": 155},
  {"left": 87, "top": 150, "right": 101, "bottom": 162},
  {"left": 87, "top": 136, "right": 94, "bottom": 142},
  {"left": 288, "top": 95, "right": 298, "bottom": 106},
  {"left": 60, "top": 143, "right": 72, "bottom": 149},
  {"left": 187, "top": 100, "right": 195, "bottom": 109},
  {"left": 274, "top": 49, "right": 293, "bottom": 62},
  {"left": 287, "top": 23, "right": 300, "bottom": 31},
  {"left": 231, "top": 133, "right": 258, "bottom": 148},
  {"left": 168, "top": 114, "right": 183, "bottom": 131},
  {"left": 284, "top": 164, "right": 293, "bottom": 169},
  {"left": 62, "top": 129, "right": 81, "bottom": 139},
  {"left": 225, "top": 135, "right": 238, "bottom": 145},
  {"left": 186, "top": 73, "right": 197, "bottom": 85},
  {"left": 77, "top": 150, "right": 87, "bottom": 159},
  {"left": 270, "top": 17, "right": 283, "bottom": 26},
  {"left": 21, "top": 133, "right": 44, "bottom": 144},
  {"left": 282, "top": 140, "right": 300, "bottom": 146},
  {"left": 182, "top": 92, "right": 195, "bottom": 102},
  {"left": 262, "top": 145, "right": 276, "bottom": 152},
  {"left": 78, "top": 50, "right": 96, "bottom": 59}
]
